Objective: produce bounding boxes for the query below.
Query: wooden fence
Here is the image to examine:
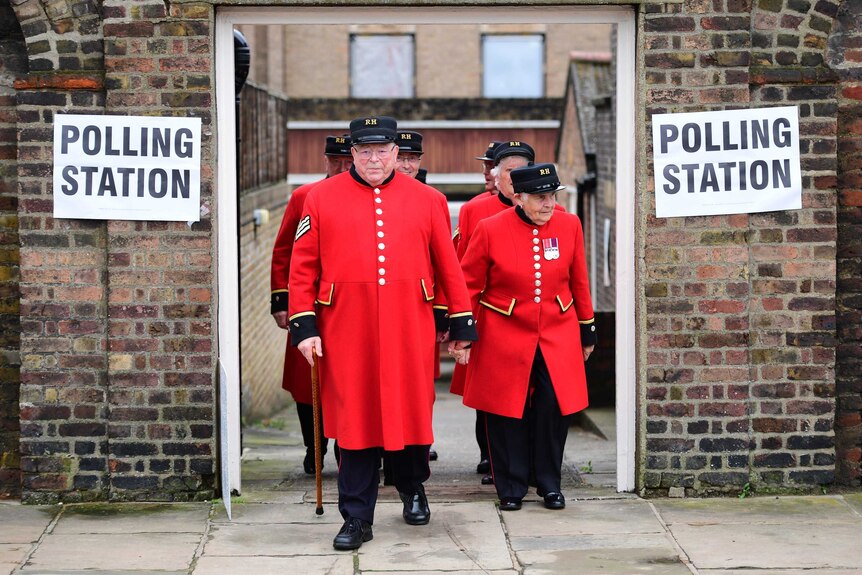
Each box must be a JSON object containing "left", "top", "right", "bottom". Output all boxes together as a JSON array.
[{"left": 238, "top": 82, "right": 289, "bottom": 193}]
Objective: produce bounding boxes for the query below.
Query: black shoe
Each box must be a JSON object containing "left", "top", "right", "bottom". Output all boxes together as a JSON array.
[
  {"left": 481, "top": 474, "right": 494, "bottom": 485},
  {"left": 542, "top": 492, "right": 566, "bottom": 510},
  {"left": 429, "top": 448, "right": 438, "bottom": 461},
  {"left": 499, "top": 498, "right": 522, "bottom": 511},
  {"left": 333, "top": 517, "right": 373, "bottom": 550},
  {"left": 476, "top": 459, "right": 490, "bottom": 474},
  {"left": 400, "top": 485, "right": 431, "bottom": 525}
]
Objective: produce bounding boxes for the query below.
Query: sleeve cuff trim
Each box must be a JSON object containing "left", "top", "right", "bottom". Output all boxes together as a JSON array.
[{"left": 288, "top": 311, "right": 316, "bottom": 321}]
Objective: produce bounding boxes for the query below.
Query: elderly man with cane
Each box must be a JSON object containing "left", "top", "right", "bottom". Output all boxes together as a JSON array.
[{"left": 287, "top": 116, "right": 477, "bottom": 550}]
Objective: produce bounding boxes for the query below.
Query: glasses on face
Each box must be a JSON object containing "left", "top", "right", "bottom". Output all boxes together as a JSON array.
[
  {"left": 397, "top": 154, "right": 421, "bottom": 164},
  {"left": 353, "top": 144, "right": 396, "bottom": 161}
]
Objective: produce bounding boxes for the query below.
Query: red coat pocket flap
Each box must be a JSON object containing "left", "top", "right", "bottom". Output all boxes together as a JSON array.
[
  {"left": 316, "top": 281, "right": 334, "bottom": 306},
  {"left": 556, "top": 294, "right": 574, "bottom": 312},
  {"left": 420, "top": 278, "right": 435, "bottom": 302},
  {"left": 479, "top": 291, "right": 516, "bottom": 316}
]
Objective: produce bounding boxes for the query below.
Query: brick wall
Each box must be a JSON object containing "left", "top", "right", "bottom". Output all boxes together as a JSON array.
[
  {"left": 11, "top": 0, "right": 218, "bottom": 503},
  {"left": 0, "top": 0, "right": 26, "bottom": 498},
  {"left": 832, "top": 1, "right": 862, "bottom": 487},
  {"left": 642, "top": 0, "right": 841, "bottom": 495},
  {"left": 239, "top": 183, "right": 291, "bottom": 422}
]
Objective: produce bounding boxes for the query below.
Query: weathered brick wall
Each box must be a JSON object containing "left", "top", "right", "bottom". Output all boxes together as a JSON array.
[
  {"left": 12, "top": 0, "right": 218, "bottom": 503},
  {"left": 0, "top": 0, "right": 27, "bottom": 498},
  {"left": 832, "top": 1, "right": 862, "bottom": 487},
  {"left": 13, "top": 0, "right": 108, "bottom": 504},
  {"left": 239, "top": 183, "right": 291, "bottom": 422},
  {"left": 642, "top": 0, "right": 840, "bottom": 495},
  {"left": 100, "top": 0, "right": 216, "bottom": 502}
]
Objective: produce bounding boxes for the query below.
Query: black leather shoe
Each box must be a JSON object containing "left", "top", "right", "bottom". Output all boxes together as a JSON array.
[
  {"left": 476, "top": 459, "right": 490, "bottom": 474},
  {"left": 499, "top": 498, "right": 522, "bottom": 511},
  {"left": 481, "top": 474, "right": 494, "bottom": 485},
  {"left": 400, "top": 485, "right": 431, "bottom": 525},
  {"left": 333, "top": 517, "right": 373, "bottom": 550},
  {"left": 429, "top": 448, "right": 438, "bottom": 461},
  {"left": 303, "top": 451, "right": 315, "bottom": 475},
  {"left": 543, "top": 492, "right": 566, "bottom": 510}
]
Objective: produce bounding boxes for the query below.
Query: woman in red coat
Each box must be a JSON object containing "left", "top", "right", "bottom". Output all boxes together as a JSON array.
[{"left": 458, "top": 163, "right": 596, "bottom": 511}]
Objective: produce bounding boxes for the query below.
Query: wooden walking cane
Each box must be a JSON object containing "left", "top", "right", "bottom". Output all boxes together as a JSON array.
[{"left": 311, "top": 349, "right": 324, "bottom": 515}]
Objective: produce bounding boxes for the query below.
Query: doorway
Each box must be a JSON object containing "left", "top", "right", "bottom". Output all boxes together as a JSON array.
[{"left": 214, "top": 5, "right": 637, "bottom": 496}]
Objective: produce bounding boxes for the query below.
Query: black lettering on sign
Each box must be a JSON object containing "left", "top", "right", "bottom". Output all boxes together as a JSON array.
[{"left": 661, "top": 159, "right": 794, "bottom": 194}]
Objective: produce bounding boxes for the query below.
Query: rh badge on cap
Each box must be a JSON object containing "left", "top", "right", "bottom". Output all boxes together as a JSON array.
[{"left": 542, "top": 237, "right": 560, "bottom": 260}]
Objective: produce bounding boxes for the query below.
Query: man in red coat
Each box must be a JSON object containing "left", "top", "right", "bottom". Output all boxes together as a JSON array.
[
  {"left": 450, "top": 141, "right": 536, "bottom": 482},
  {"left": 288, "top": 116, "right": 477, "bottom": 551},
  {"left": 393, "top": 129, "right": 442, "bottom": 464},
  {"left": 452, "top": 140, "right": 501, "bottom": 254},
  {"left": 270, "top": 134, "right": 352, "bottom": 474}
]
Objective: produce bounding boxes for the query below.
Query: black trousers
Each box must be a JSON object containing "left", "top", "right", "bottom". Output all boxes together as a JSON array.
[
  {"left": 296, "top": 402, "right": 330, "bottom": 455},
  {"left": 475, "top": 410, "right": 489, "bottom": 461},
  {"left": 337, "top": 444, "right": 430, "bottom": 524},
  {"left": 485, "top": 347, "right": 571, "bottom": 501}
]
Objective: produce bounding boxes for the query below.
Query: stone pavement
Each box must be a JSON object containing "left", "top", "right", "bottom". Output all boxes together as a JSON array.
[{"left": 2, "top": 380, "right": 861, "bottom": 574}]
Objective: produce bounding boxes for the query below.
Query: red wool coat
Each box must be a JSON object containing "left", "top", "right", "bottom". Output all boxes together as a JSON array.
[
  {"left": 288, "top": 170, "right": 474, "bottom": 450},
  {"left": 460, "top": 208, "right": 594, "bottom": 419},
  {"left": 449, "top": 195, "right": 566, "bottom": 395},
  {"left": 271, "top": 181, "right": 319, "bottom": 404},
  {"left": 452, "top": 190, "right": 492, "bottom": 255}
]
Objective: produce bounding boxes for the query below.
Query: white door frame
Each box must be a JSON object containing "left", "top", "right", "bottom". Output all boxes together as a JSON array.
[{"left": 215, "top": 5, "right": 638, "bottom": 494}]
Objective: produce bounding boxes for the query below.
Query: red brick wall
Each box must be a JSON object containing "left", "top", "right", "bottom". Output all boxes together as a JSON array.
[
  {"left": 0, "top": 0, "right": 26, "bottom": 499},
  {"left": 12, "top": 0, "right": 217, "bottom": 503},
  {"left": 642, "top": 0, "right": 841, "bottom": 494},
  {"left": 833, "top": 1, "right": 862, "bottom": 487}
]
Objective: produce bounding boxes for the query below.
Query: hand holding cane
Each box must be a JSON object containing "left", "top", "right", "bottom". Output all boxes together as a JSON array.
[{"left": 311, "top": 349, "right": 324, "bottom": 515}]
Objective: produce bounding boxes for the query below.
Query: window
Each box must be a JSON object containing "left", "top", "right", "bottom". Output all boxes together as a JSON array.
[
  {"left": 482, "top": 34, "right": 545, "bottom": 98},
  {"left": 350, "top": 34, "right": 415, "bottom": 98}
]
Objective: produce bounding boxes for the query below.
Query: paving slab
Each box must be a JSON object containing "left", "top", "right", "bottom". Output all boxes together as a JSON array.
[
  {"left": 653, "top": 495, "right": 856, "bottom": 525},
  {"left": 366, "top": 572, "right": 518, "bottom": 575},
  {"left": 841, "top": 492, "right": 862, "bottom": 516},
  {"left": 235, "top": 490, "right": 306, "bottom": 504},
  {"left": 20, "top": 571, "right": 187, "bottom": 575},
  {"left": 503, "top": 498, "right": 662, "bottom": 537},
  {"left": 204, "top": 521, "right": 338, "bottom": 556},
  {"left": 668, "top": 522, "right": 859, "bottom": 570},
  {"left": 23, "top": 533, "right": 200, "bottom": 572},
  {"left": 357, "top": 502, "right": 514, "bottom": 572},
  {"left": 52, "top": 503, "right": 209, "bottom": 534},
  {"left": 0, "top": 503, "right": 56, "bottom": 544},
  {"left": 1, "top": 543, "right": 30, "bottom": 575},
  {"left": 211, "top": 501, "right": 342, "bottom": 525},
  {"left": 701, "top": 570, "right": 862, "bottom": 575},
  {"left": 193, "top": 555, "right": 355, "bottom": 575},
  {"left": 518, "top": 547, "right": 691, "bottom": 575},
  {"left": 510, "top": 532, "right": 674, "bottom": 553},
  {"left": 21, "top": 571, "right": 187, "bottom": 575}
]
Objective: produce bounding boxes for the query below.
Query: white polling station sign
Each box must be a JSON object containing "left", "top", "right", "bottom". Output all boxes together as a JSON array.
[
  {"left": 652, "top": 106, "right": 802, "bottom": 218},
  {"left": 53, "top": 114, "right": 202, "bottom": 222}
]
